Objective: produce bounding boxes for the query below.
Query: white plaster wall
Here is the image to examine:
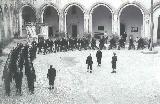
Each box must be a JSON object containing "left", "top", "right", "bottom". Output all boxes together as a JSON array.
[
  {"left": 120, "top": 6, "right": 143, "bottom": 39},
  {"left": 92, "top": 6, "right": 112, "bottom": 35},
  {"left": 66, "top": 7, "right": 84, "bottom": 37}
]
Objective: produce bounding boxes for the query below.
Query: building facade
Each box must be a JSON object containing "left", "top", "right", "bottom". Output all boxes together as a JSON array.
[{"left": 1, "top": 0, "right": 160, "bottom": 43}]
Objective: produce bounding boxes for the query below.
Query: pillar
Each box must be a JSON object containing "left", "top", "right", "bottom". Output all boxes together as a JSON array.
[
  {"left": 59, "top": 12, "right": 64, "bottom": 33},
  {"left": 112, "top": 13, "right": 119, "bottom": 35},
  {"left": 19, "top": 11, "right": 22, "bottom": 37},
  {"left": 84, "top": 12, "right": 89, "bottom": 34},
  {"left": 89, "top": 13, "right": 93, "bottom": 36},
  {"left": 64, "top": 12, "right": 67, "bottom": 37}
]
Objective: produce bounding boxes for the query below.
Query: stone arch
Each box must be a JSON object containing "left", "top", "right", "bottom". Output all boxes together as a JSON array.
[
  {"left": 18, "top": 3, "right": 37, "bottom": 37},
  {"left": 89, "top": 2, "right": 114, "bottom": 15},
  {"left": 89, "top": 2, "right": 113, "bottom": 37},
  {"left": 40, "top": 3, "right": 60, "bottom": 37},
  {"left": 117, "top": 1, "right": 147, "bottom": 16},
  {"left": 63, "top": 2, "right": 86, "bottom": 14},
  {"left": 153, "top": 2, "right": 160, "bottom": 12},
  {"left": 18, "top": 3, "right": 36, "bottom": 14},
  {"left": 39, "top": 3, "right": 60, "bottom": 16},
  {"left": 117, "top": 2, "right": 146, "bottom": 37},
  {"left": 63, "top": 2, "right": 85, "bottom": 38}
]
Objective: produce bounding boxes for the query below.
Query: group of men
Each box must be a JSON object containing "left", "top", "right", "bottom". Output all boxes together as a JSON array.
[
  {"left": 36, "top": 37, "right": 91, "bottom": 55},
  {"left": 2, "top": 42, "right": 37, "bottom": 96},
  {"left": 86, "top": 50, "right": 117, "bottom": 73},
  {"left": 2, "top": 31, "right": 151, "bottom": 96}
]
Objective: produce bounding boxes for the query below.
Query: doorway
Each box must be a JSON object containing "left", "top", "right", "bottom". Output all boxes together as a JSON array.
[
  {"left": 48, "top": 26, "right": 53, "bottom": 37},
  {"left": 120, "top": 23, "right": 125, "bottom": 35},
  {"left": 72, "top": 25, "right": 77, "bottom": 37}
]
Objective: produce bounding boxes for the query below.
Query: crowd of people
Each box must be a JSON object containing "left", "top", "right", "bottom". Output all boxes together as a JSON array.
[
  {"left": 36, "top": 35, "right": 151, "bottom": 55},
  {"left": 1, "top": 32, "right": 152, "bottom": 96},
  {"left": 2, "top": 42, "right": 37, "bottom": 96}
]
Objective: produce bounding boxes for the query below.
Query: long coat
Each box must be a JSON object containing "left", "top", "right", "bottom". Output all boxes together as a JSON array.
[
  {"left": 47, "top": 68, "right": 56, "bottom": 85},
  {"left": 112, "top": 56, "right": 117, "bottom": 69},
  {"left": 86, "top": 56, "right": 93, "bottom": 65},
  {"left": 96, "top": 50, "right": 102, "bottom": 64}
]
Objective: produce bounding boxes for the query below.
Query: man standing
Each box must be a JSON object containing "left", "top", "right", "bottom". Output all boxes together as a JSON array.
[
  {"left": 96, "top": 49, "right": 102, "bottom": 66},
  {"left": 28, "top": 63, "right": 36, "bottom": 94},
  {"left": 47, "top": 65, "right": 56, "bottom": 90},
  {"left": 122, "top": 32, "right": 127, "bottom": 42},
  {"left": 86, "top": 54, "right": 93, "bottom": 73},
  {"left": 14, "top": 69, "right": 23, "bottom": 95},
  {"left": 111, "top": 52, "right": 117, "bottom": 73}
]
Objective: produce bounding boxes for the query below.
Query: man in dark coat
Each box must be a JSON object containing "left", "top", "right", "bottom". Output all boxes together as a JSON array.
[
  {"left": 28, "top": 63, "right": 36, "bottom": 94},
  {"left": 128, "top": 36, "right": 135, "bottom": 50},
  {"left": 47, "top": 65, "right": 56, "bottom": 90},
  {"left": 96, "top": 49, "right": 102, "bottom": 66},
  {"left": 86, "top": 54, "right": 93, "bottom": 73},
  {"left": 2, "top": 64, "right": 11, "bottom": 96},
  {"left": 121, "top": 32, "right": 127, "bottom": 42},
  {"left": 91, "top": 38, "right": 97, "bottom": 50},
  {"left": 14, "top": 69, "right": 23, "bottom": 95},
  {"left": 111, "top": 52, "right": 117, "bottom": 73}
]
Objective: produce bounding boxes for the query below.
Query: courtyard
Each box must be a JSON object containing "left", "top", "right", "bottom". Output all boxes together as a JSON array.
[{"left": 0, "top": 40, "right": 160, "bottom": 104}]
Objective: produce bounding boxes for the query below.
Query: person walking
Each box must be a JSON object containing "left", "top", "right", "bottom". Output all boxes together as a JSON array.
[{"left": 47, "top": 65, "right": 56, "bottom": 90}]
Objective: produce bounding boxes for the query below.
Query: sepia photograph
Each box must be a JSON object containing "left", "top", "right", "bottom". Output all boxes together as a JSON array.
[{"left": 0, "top": 0, "right": 160, "bottom": 104}]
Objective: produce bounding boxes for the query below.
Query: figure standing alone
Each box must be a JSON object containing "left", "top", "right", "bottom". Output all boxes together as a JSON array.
[
  {"left": 111, "top": 52, "right": 117, "bottom": 73},
  {"left": 47, "top": 65, "right": 56, "bottom": 90},
  {"left": 96, "top": 49, "right": 102, "bottom": 66}
]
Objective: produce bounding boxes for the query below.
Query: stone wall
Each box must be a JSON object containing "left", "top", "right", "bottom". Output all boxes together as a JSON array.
[{"left": 1, "top": 0, "right": 160, "bottom": 43}]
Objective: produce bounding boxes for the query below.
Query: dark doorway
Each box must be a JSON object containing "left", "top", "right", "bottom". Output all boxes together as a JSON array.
[
  {"left": 120, "top": 23, "right": 125, "bottom": 35},
  {"left": 48, "top": 26, "right": 53, "bottom": 37},
  {"left": 157, "top": 16, "right": 160, "bottom": 39},
  {"left": 72, "top": 25, "right": 77, "bottom": 37}
]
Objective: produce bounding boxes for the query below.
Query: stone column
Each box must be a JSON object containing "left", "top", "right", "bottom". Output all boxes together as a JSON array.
[
  {"left": 89, "top": 13, "right": 93, "bottom": 36},
  {"left": 64, "top": 12, "right": 67, "bottom": 37},
  {"left": 19, "top": 11, "right": 22, "bottom": 37},
  {"left": 112, "top": 13, "right": 119, "bottom": 35},
  {"left": 143, "top": 14, "right": 150, "bottom": 38},
  {"left": 84, "top": 12, "right": 89, "bottom": 34},
  {"left": 59, "top": 12, "right": 64, "bottom": 33}
]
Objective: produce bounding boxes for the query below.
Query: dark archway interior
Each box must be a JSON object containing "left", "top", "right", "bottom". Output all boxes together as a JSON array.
[
  {"left": 43, "top": 6, "right": 59, "bottom": 37},
  {"left": 120, "top": 5, "right": 143, "bottom": 40},
  {"left": 66, "top": 5, "right": 84, "bottom": 38},
  {"left": 22, "top": 6, "right": 36, "bottom": 24},
  {"left": 92, "top": 5, "right": 112, "bottom": 39}
]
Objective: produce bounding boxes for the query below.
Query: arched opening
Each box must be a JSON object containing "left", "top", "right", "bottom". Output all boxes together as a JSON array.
[
  {"left": 157, "top": 16, "right": 160, "bottom": 40},
  {"left": 66, "top": 5, "right": 84, "bottom": 38},
  {"left": 43, "top": 6, "right": 59, "bottom": 38},
  {"left": 120, "top": 5, "right": 143, "bottom": 40},
  {"left": 21, "top": 6, "right": 36, "bottom": 37},
  {"left": 92, "top": 5, "right": 112, "bottom": 39}
]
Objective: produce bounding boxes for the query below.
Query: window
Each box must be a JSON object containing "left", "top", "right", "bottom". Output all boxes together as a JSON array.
[{"left": 98, "top": 26, "right": 104, "bottom": 30}]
